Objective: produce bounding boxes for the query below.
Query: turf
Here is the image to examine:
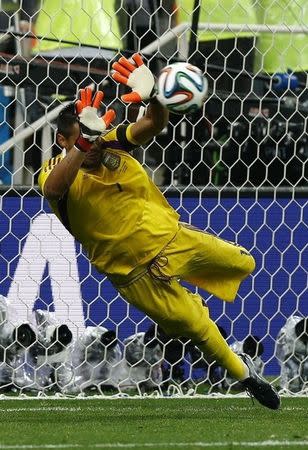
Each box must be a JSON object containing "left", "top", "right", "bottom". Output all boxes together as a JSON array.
[{"left": 0, "top": 397, "right": 307, "bottom": 450}]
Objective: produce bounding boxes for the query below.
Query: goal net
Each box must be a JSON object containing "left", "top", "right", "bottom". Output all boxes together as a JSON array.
[{"left": 0, "top": 0, "right": 307, "bottom": 397}]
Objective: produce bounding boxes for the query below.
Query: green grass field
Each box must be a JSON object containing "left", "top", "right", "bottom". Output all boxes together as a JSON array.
[{"left": 0, "top": 397, "right": 307, "bottom": 450}]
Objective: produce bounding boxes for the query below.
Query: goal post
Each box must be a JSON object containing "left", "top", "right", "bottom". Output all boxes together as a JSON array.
[{"left": 0, "top": 0, "right": 307, "bottom": 397}]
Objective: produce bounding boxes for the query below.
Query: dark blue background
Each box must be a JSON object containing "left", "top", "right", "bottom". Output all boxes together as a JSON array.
[{"left": 0, "top": 195, "right": 307, "bottom": 375}]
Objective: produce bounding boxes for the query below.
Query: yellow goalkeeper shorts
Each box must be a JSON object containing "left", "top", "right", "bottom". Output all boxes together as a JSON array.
[
  {"left": 110, "top": 223, "right": 255, "bottom": 340},
  {"left": 159, "top": 222, "right": 256, "bottom": 302}
]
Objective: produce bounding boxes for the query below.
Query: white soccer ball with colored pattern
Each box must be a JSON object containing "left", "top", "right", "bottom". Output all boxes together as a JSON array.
[{"left": 156, "top": 62, "right": 208, "bottom": 114}]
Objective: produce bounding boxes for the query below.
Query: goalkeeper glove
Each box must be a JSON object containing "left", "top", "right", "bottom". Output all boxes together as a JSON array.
[
  {"left": 75, "top": 87, "right": 116, "bottom": 152},
  {"left": 112, "top": 53, "right": 156, "bottom": 103}
]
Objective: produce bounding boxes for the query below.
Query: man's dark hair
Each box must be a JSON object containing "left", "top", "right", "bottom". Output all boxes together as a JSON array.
[
  {"left": 57, "top": 102, "right": 78, "bottom": 138},
  {"left": 295, "top": 318, "right": 308, "bottom": 344}
]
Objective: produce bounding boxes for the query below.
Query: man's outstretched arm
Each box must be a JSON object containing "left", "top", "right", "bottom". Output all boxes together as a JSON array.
[
  {"left": 130, "top": 98, "right": 169, "bottom": 145},
  {"left": 41, "top": 88, "right": 116, "bottom": 201},
  {"left": 42, "top": 147, "right": 86, "bottom": 201}
]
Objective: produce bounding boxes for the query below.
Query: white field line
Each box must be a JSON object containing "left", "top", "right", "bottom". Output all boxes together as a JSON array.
[
  {"left": 1, "top": 441, "right": 308, "bottom": 449},
  {"left": 0, "top": 406, "right": 305, "bottom": 413},
  {"left": 0, "top": 392, "right": 307, "bottom": 400},
  {"left": 1, "top": 394, "right": 255, "bottom": 400}
]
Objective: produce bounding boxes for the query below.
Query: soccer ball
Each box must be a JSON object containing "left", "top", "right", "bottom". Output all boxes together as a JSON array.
[{"left": 156, "top": 62, "right": 208, "bottom": 114}]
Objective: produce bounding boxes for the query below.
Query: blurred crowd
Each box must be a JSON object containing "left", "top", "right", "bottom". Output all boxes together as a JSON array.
[
  {"left": 0, "top": 0, "right": 307, "bottom": 187},
  {"left": 0, "top": 295, "right": 307, "bottom": 396}
]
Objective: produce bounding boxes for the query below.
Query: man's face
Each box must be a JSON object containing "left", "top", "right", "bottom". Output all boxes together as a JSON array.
[{"left": 57, "top": 122, "right": 103, "bottom": 170}]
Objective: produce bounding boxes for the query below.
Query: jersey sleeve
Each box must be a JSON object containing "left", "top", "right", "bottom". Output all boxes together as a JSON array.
[
  {"left": 99, "top": 124, "right": 140, "bottom": 152},
  {"left": 38, "top": 155, "right": 62, "bottom": 195}
]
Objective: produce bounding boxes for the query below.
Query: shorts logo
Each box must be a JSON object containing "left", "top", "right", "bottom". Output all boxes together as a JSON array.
[{"left": 102, "top": 152, "right": 121, "bottom": 171}]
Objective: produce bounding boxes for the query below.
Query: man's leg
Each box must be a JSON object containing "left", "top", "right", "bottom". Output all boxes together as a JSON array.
[
  {"left": 196, "top": 318, "right": 249, "bottom": 381},
  {"left": 157, "top": 223, "right": 256, "bottom": 302},
  {"left": 116, "top": 269, "right": 280, "bottom": 409},
  {"left": 117, "top": 274, "right": 248, "bottom": 381}
]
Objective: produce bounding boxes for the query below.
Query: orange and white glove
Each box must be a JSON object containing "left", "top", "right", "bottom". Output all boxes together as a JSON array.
[
  {"left": 112, "top": 53, "right": 156, "bottom": 103},
  {"left": 75, "top": 87, "right": 116, "bottom": 152}
]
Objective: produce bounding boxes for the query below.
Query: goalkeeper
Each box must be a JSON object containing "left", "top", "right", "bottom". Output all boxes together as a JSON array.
[{"left": 38, "top": 54, "right": 280, "bottom": 409}]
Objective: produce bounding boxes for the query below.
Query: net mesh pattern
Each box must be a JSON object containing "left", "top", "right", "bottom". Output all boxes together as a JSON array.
[{"left": 0, "top": 0, "right": 307, "bottom": 397}]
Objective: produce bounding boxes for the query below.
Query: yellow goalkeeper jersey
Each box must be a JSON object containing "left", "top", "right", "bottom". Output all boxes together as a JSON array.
[{"left": 38, "top": 124, "right": 180, "bottom": 276}]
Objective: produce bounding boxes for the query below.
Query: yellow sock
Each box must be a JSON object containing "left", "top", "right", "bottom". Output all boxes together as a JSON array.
[{"left": 197, "top": 319, "right": 249, "bottom": 380}]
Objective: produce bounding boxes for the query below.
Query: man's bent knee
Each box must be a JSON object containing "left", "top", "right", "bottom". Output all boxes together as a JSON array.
[
  {"left": 236, "top": 247, "right": 256, "bottom": 277},
  {"left": 244, "top": 252, "right": 256, "bottom": 276}
]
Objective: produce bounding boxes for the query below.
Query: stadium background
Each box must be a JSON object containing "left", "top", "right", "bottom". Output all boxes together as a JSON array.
[
  {"left": 0, "top": 2, "right": 308, "bottom": 449},
  {"left": 0, "top": 193, "right": 306, "bottom": 377},
  {"left": 0, "top": 0, "right": 307, "bottom": 389}
]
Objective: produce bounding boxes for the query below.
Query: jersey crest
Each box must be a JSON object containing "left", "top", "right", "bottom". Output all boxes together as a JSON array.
[{"left": 102, "top": 152, "right": 121, "bottom": 171}]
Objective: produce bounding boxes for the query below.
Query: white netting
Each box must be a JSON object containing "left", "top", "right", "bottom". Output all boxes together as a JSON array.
[{"left": 0, "top": 0, "right": 307, "bottom": 397}]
